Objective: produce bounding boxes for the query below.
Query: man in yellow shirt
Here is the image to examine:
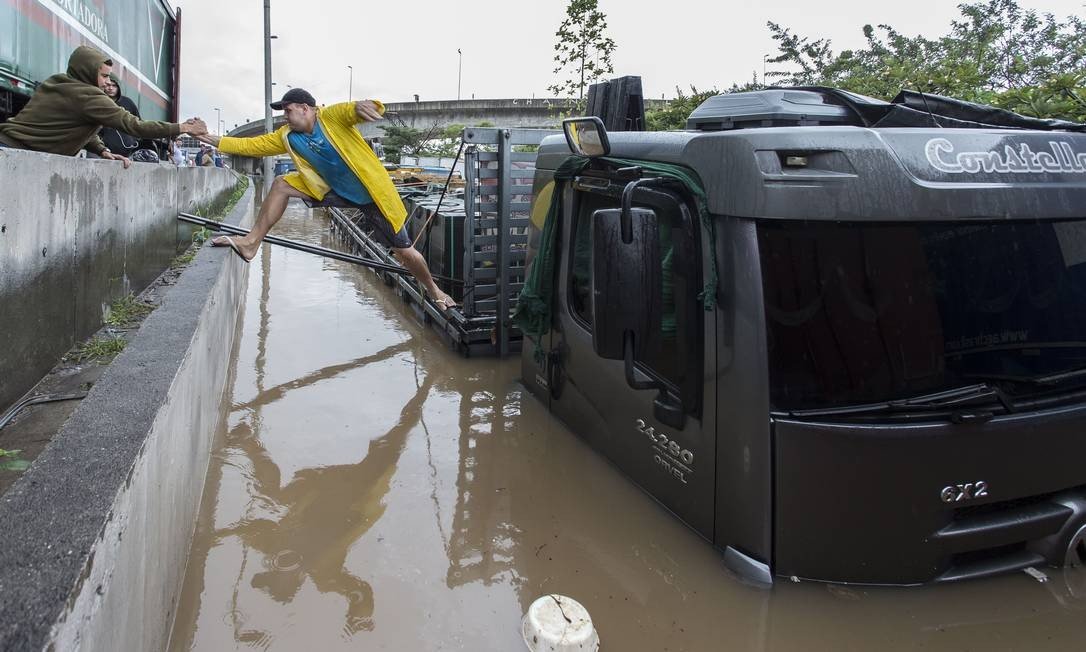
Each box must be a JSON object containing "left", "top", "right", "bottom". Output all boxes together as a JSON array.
[{"left": 196, "top": 88, "right": 456, "bottom": 311}]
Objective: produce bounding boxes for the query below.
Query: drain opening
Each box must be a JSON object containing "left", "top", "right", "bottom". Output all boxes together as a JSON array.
[{"left": 1075, "top": 539, "right": 1086, "bottom": 565}]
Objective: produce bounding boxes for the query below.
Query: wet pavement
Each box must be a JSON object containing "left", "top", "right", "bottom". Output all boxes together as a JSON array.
[{"left": 169, "top": 199, "right": 1086, "bottom": 651}]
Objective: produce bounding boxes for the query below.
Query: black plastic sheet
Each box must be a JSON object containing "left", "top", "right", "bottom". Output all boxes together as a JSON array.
[{"left": 791, "top": 86, "right": 1086, "bottom": 132}]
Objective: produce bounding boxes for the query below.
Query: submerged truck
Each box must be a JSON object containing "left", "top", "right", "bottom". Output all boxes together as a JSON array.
[
  {"left": 0, "top": 0, "right": 179, "bottom": 122},
  {"left": 519, "top": 88, "right": 1086, "bottom": 586}
]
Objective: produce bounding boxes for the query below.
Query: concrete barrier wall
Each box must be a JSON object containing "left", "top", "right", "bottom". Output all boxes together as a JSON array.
[
  {"left": 0, "top": 183, "right": 255, "bottom": 651},
  {"left": 0, "top": 148, "right": 238, "bottom": 410}
]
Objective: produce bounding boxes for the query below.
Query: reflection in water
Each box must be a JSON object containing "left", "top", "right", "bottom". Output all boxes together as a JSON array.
[
  {"left": 445, "top": 385, "right": 521, "bottom": 591},
  {"left": 170, "top": 201, "right": 1086, "bottom": 651},
  {"left": 232, "top": 340, "right": 414, "bottom": 414},
  {"left": 218, "top": 361, "right": 432, "bottom": 637}
]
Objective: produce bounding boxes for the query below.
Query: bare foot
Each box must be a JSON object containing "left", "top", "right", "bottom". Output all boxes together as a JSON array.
[{"left": 211, "top": 235, "right": 258, "bottom": 262}]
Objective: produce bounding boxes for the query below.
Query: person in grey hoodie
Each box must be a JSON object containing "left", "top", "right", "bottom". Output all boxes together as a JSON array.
[{"left": 0, "top": 45, "right": 206, "bottom": 167}]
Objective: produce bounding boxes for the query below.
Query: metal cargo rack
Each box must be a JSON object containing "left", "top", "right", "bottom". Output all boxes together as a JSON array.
[{"left": 325, "top": 127, "right": 560, "bottom": 357}]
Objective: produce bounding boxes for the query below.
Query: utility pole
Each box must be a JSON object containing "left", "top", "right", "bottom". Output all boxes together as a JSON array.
[
  {"left": 348, "top": 65, "right": 353, "bottom": 101},
  {"left": 457, "top": 48, "right": 462, "bottom": 102},
  {"left": 214, "top": 107, "right": 221, "bottom": 135},
  {"left": 262, "top": 0, "right": 274, "bottom": 187}
]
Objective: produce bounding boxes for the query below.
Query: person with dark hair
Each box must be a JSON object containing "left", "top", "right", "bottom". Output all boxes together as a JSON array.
[
  {"left": 99, "top": 73, "right": 141, "bottom": 158},
  {"left": 195, "top": 87, "right": 457, "bottom": 311},
  {"left": 171, "top": 136, "right": 186, "bottom": 166},
  {"left": 197, "top": 144, "right": 215, "bottom": 167},
  {"left": 0, "top": 45, "right": 206, "bottom": 167}
]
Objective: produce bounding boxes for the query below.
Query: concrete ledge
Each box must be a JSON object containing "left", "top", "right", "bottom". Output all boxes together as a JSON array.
[
  {"left": 0, "top": 183, "right": 256, "bottom": 651},
  {"left": 0, "top": 147, "right": 238, "bottom": 410}
]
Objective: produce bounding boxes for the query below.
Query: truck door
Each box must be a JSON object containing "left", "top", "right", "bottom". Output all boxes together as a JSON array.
[{"left": 549, "top": 174, "right": 714, "bottom": 539}]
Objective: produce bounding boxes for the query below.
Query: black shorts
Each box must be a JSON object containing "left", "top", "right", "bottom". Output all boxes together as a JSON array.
[{"left": 322, "top": 191, "right": 411, "bottom": 249}]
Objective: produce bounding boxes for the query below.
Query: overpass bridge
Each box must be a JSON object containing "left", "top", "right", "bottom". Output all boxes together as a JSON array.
[
  {"left": 223, "top": 97, "right": 667, "bottom": 173},
  {"left": 227, "top": 96, "right": 668, "bottom": 139},
  {"left": 228, "top": 98, "right": 582, "bottom": 140}
]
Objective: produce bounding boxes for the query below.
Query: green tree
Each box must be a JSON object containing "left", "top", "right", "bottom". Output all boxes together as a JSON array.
[
  {"left": 548, "top": 0, "right": 617, "bottom": 100},
  {"left": 646, "top": 87, "right": 721, "bottom": 131},
  {"left": 427, "top": 124, "right": 467, "bottom": 158},
  {"left": 378, "top": 123, "right": 443, "bottom": 163},
  {"left": 442, "top": 124, "right": 467, "bottom": 140},
  {"left": 645, "top": 76, "right": 763, "bottom": 131},
  {"left": 647, "top": 1, "right": 1086, "bottom": 132},
  {"left": 379, "top": 123, "right": 471, "bottom": 162},
  {"left": 764, "top": 0, "right": 1086, "bottom": 122}
]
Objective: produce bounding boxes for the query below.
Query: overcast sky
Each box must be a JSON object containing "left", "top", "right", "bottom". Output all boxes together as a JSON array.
[{"left": 167, "top": 0, "right": 1085, "bottom": 133}]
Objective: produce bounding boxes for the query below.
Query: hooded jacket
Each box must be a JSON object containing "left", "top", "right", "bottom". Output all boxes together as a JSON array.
[
  {"left": 216, "top": 101, "right": 407, "bottom": 231},
  {"left": 0, "top": 46, "right": 179, "bottom": 156}
]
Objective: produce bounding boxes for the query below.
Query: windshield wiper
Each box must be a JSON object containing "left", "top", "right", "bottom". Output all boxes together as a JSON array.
[
  {"left": 963, "top": 365, "right": 1086, "bottom": 387},
  {"left": 780, "top": 383, "right": 1013, "bottom": 420},
  {"left": 1034, "top": 366, "right": 1086, "bottom": 385}
]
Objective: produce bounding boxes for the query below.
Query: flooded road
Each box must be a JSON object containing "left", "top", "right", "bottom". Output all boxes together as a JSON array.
[{"left": 169, "top": 200, "right": 1086, "bottom": 651}]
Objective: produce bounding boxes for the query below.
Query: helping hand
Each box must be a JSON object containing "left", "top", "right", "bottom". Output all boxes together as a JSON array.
[
  {"left": 354, "top": 100, "right": 383, "bottom": 122},
  {"left": 183, "top": 117, "right": 209, "bottom": 136},
  {"left": 194, "top": 133, "right": 221, "bottom": 146}
]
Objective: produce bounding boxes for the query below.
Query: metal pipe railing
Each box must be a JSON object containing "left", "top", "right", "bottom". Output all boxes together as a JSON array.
[{"left": 177, "top": 212, "right": 463, "bottom": 284}]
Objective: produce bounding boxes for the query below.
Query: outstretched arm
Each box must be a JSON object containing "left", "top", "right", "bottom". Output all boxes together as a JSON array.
[
  {"left": 194, "top": 133, "right": 221, "bottom": 147},
  {"left": 354, "top": 100, "right": 383, "bottom": 122},
  {"left": 215, "top": 128, "right": 287, "bottom": 158},
  {"left": 322, "top": 100, "right": 386, "bottom": 127},
  {"left": 84, "top": 94, "right": 205, "bottom": 140}
]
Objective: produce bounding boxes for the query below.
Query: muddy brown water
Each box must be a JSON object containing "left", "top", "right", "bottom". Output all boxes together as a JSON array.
[{"left": 168, "top": 201, "right": 1086, "bottom": 651}]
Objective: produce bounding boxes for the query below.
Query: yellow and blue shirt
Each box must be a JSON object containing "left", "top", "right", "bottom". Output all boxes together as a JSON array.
[
  {"left": 217, "top": 101, "right": 407, "bottom": 231},
  {"left": 287, "top": 120, "right": 373, "bottom": 205}
]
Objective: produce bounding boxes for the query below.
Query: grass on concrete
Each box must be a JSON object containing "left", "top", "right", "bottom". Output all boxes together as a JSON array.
[
  {"left": 192, "top": 226, "right": 213, "bottom": 245},
  {"left": 105, "top": 293, "right": 154, "bottom": 327},
  {"left": 223, "top": 173, "right": 250, "bottom": 207},
  {"left": 0, "top": 449, "right": 28, "bottom": 472},
  {"left": 171, "top": 175, "right": 249, "bottom": 269},
  {"left": 68, "top": 336, "right": 127, "bottom": 363},
  {"left": 170, "top": 226, "right": 213, "bottom": 268},
  {"left": 170, "top": 251, "right": 195, "bottom": 268}
]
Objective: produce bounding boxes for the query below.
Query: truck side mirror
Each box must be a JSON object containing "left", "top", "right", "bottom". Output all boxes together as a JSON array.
[
  {"left": 590, "top": 207, "right": 662, "bottom": 362},
  {"left": 563, "top": 117, "right": 610, "bottom": 158}
]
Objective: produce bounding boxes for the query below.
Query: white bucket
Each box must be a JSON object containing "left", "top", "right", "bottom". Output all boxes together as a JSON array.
[{"left": 522, "top": 594, "right": 600, "bottom": 651}]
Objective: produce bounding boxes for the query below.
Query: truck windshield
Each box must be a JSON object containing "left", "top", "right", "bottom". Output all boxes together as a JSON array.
[{"left": 757, "top": 219, "right": 1086, "bottom": 410}]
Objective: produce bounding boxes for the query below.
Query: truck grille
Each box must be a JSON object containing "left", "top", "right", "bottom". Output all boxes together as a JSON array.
[{"left": 931, "top": 491, "right": 1077, "bottom": 583}]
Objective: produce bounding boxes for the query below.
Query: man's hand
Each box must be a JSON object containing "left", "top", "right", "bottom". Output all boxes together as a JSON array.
[
  {"left": 101, "top": 151, "right": 132, "bottom": 169},
  {"left": 194, "top": 133, "right": 222, "bottom": 147},
  {"left": 354, "top": 100, "right": 382, "bottom": 122},
  {"left": 181, "top": 117, "right": 208, "bottom": 136}
]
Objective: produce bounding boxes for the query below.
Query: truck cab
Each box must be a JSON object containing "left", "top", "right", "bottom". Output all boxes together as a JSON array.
[{"left": 520, "top": 88, "right": 1086, "bottom": 586}]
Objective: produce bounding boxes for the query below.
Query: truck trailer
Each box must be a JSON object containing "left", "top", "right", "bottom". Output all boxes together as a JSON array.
[
  {"left": 519, "top": 88, "right": 1086, "bottom": 586},
  {"left": 0, "top": 0, "right": 179, "bottom": 122}
]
